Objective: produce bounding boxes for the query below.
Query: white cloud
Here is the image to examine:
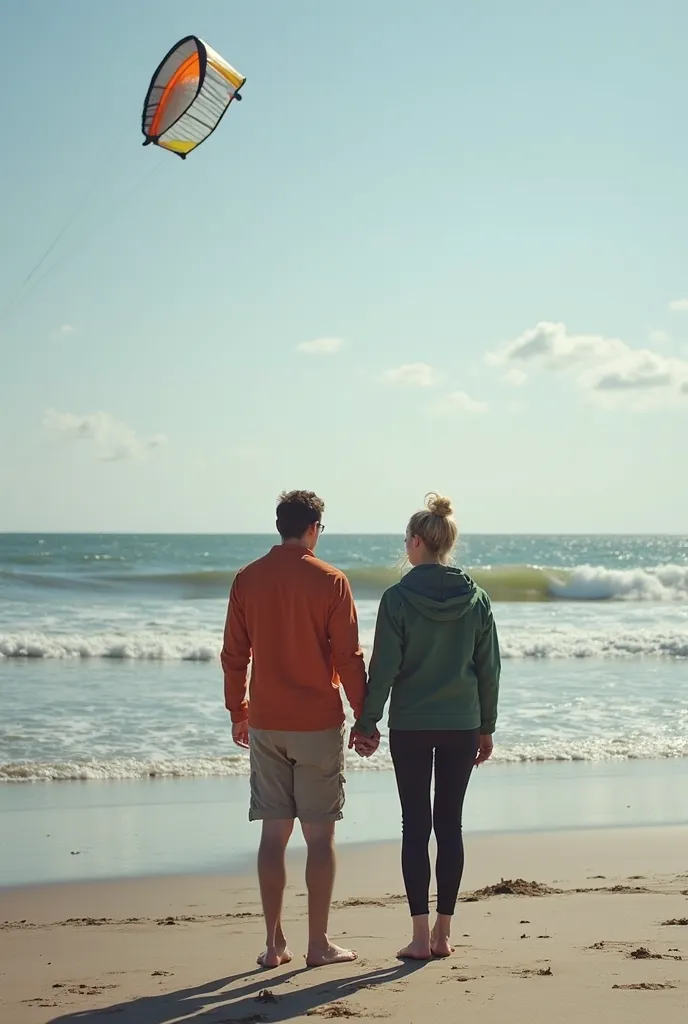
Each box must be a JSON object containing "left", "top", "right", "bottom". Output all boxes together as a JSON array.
[
  {"left": 433, "top": 390, "right": 488, "bottom": 415},
  {"left": 296, "top": 337, "right": 344, "bottom": 355},
  {"left": 585, "top": 350, "right": 677, "bottom": 392},
  {"left": 58, "top": 324, "right": 74, "bottom": 335},
  {"left": 384, "top": 362, "right": 436, "bottom": 387},
  {"left": 669, "top": 299, "right": 688, "bottom": 312},
  {"left": 490, "top": 321, "right": 626, "bottom": 369},
  {"left": 489, "top": 321, "right": 688, "bottom": 410},
  {"left": 649, "top": 330, "right": 669, "bottom": 345},
  {"left": 502, "top": 368, "right": 527, "bottom": 388},
  {"left": 43, "top": 410, "right": 168, "bottom": 461}
]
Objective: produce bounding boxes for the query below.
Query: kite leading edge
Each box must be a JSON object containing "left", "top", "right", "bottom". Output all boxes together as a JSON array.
[{"left": 141, "top": 36, "right": 246, "bottom": 159}]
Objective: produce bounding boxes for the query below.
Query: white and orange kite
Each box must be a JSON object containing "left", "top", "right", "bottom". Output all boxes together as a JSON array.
[{"left": 141, "top": 36, "right": 245, "bottom": 159}]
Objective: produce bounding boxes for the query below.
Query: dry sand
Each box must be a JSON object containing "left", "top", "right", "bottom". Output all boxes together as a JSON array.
[{"left": 1, "top": 827, "right": 687, "bottom": 1023}]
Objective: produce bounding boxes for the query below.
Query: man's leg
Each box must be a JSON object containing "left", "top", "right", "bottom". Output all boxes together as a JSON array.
[
  {"left": 257, "top": 819, "right": 294, "bottom": 967},
  {"left": 301, "top": 821, "right": 356, "bottom": 966},
  {"left": 249, "top": 729, "right": 297, "bottom": 968},
  {"left": 290, "top": 726, "right": 356, "bottom": 966}
]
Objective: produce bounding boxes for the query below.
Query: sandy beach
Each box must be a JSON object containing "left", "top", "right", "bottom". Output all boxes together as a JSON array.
[{"left": 2, "top": 826, "right": 687, "bottom": 1023}]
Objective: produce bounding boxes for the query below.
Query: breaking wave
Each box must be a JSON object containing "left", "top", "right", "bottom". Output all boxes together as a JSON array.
[
  {"left": 2, "top": 563, "right": 688, "bottom": 602},
  {"left": 546, "top": 563, "right": 688, "bottom": 601}
]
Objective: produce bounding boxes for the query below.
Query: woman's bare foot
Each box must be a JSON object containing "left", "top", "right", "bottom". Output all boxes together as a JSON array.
[
  {"left": 306, "top": 943, "right": 358, "bottom": 968},
  {"left": 430, "top": 935, "right": 454, "bottom": 957},
  {"left": 431, "top": 916, "right": 454, "bottom": 958},
  {"left": 397, "top": 939, "right": 433, "bottom": 960},
  {"left": 257, "top": 945, "right": 293, "bottom": 968}
]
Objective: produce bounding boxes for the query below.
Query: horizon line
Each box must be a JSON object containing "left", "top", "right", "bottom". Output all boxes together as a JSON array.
[{"left": 1, "top": 530, "right": 686, "bottom": 539}]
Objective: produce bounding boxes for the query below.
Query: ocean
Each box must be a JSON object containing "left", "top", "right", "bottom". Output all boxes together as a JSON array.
[{"left": 1, "top": 533, "right": 687, "bottom": 783}]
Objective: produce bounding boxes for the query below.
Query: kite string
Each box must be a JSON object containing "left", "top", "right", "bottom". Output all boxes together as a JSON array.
[
  {"left": 0, "top": 130, "right": 131, "bottom": 321},
  {"left": 23, "top": 156, "right": 168, "bottom": 301}
]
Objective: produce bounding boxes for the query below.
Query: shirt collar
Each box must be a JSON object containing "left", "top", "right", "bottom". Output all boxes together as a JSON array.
[{"left": 271, "top": 543, "right": 314, "bottom": 557}]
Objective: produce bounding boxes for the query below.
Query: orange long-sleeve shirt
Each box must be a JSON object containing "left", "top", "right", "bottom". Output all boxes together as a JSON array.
[{"left": 222, "top": 544, "right": 367, "bottom": 731}]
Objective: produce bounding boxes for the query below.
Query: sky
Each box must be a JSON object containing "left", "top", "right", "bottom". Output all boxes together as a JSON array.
[{"left": 1, "top": 0, "right": 687, "bottom": 534}]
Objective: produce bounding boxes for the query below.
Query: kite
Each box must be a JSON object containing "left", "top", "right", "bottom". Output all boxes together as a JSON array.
[{"left": 141, "top": 36, "right": 245, "bottom": 159}]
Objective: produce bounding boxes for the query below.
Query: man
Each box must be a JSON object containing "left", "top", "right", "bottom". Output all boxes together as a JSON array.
[{"left": 222, "top": 490, "right": 374, "bottom": 968}]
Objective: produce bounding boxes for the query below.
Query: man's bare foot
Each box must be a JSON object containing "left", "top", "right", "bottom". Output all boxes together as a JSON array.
[
  {"left": 397, "top": 939, "right": 433, "bottom": 960},
  {"left": 306, "top": 943, "right": 358, "bottom": 968},
  {"left": 257, "top": 946, "right": 293, "bottom": 968}
]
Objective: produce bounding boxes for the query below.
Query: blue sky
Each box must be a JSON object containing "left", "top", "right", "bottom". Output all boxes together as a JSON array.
[{"left": 1, "top": 0, "right": 687, "bottom": 533}]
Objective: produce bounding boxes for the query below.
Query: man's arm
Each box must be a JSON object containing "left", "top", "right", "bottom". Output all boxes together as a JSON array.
[
  {"left": 354, "top": 590, "right": 403, "bottom": 737},
  {"left": 474, "top": 598, "right": 500, "bottom": 735},
  {"left": 328, "top": 573, "right": 367, "bottom": 719},
  {"left": 221, "top": 576, "right": 251, "bottom": 724}
]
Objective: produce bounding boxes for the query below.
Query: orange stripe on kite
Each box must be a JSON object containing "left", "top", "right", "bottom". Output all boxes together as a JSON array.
[{"left": 149, "top": 52, "right": 200, "bottom": 138}]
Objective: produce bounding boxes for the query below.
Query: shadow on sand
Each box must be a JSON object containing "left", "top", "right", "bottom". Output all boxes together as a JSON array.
[{"left": 47, "top": 960, "right": 426, "bottom": 1023}]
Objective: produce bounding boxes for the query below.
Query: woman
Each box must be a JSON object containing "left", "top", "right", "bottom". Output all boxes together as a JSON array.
[{"left": 351, "top": 493, "right": 500, "bottom": 960}]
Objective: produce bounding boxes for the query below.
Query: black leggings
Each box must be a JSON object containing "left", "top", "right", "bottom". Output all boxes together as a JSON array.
[{"left": 390, "top": 729, "right": 479, "bottom": 917}]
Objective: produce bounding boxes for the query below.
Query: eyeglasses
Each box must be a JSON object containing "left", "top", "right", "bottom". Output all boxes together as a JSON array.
[{"left": 317, "top": 523, "right": 325, "bottom": 534}]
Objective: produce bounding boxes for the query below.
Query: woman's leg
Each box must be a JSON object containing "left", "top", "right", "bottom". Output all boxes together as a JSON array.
[
  {"left": 431, "top": 729, "right": 480, "bottom": 955},
  {"left": 390, "top": 729, "right": 434, "bottom": 959}
]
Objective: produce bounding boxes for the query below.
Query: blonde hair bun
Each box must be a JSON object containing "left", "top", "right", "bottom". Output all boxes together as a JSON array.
[
  {"left": 407, "top": 493, "right": 459, "bottom": 562},
  {"left": 425, "top": 492, "right": 454, "bottom": 519}
]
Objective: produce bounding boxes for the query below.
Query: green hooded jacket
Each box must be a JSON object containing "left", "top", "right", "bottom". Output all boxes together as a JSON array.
[{"left": 355, "top": 564, "right": 500, "bottom": 736}]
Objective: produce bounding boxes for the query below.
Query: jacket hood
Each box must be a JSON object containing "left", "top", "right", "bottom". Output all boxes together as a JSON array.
[{"left": 398, "top": 564, "right": 478, "bottom": 621}]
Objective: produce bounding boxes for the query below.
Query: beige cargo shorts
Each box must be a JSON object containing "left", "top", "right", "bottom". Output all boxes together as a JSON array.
[{"left": 248, "top": 724, "right": 346, "bottom": 824}]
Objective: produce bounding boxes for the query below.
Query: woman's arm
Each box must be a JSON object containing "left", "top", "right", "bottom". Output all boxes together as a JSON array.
[
  {"left": 353, "top": 589, "right": 404, "bottom": 737},
  {"left": 474, "top": 598, "right": 501, "bottom": 735}
]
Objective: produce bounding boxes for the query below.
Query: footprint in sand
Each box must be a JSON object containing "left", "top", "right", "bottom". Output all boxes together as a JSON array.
[
  {"left": 306, "top": 1004, "right": 391, "bottom": 1019},
  {"left": 587, "top": 941, "right": 682, "bottom": 961},
  {"left": 67, "top": 983, "right": 119, "bottom": 996},
  {"left": 516, "top": 966, "right": 553, "bottom": 978},
  {"left": 441, "top": 970, "right": 475, "bottom": 984},
  {"left": 613, "top": 982, "right": 677, "bottom": 991}
]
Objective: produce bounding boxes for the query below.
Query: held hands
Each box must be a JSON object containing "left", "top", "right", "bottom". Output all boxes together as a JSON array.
[
  {"left": 232, "top": 720, "right": 381, "bottom": 757},
  {"left": 475, "top": 733, "right": 493, "bottom": 767},
  {"left": 348, "top": 727, "right": 381, "bottom": 758}
]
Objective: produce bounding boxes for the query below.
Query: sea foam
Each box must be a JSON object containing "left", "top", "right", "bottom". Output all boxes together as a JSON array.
[
  {"left": 2, "top": 734, "right": 686, "bottom": 783},
  {"left": 2, "top": 624, "right": 687, "bottom": 660}
]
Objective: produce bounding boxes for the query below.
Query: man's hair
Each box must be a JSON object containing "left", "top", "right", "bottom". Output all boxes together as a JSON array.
[{"left": 276, "top": 490, "right": 325, "bottom": 541}]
